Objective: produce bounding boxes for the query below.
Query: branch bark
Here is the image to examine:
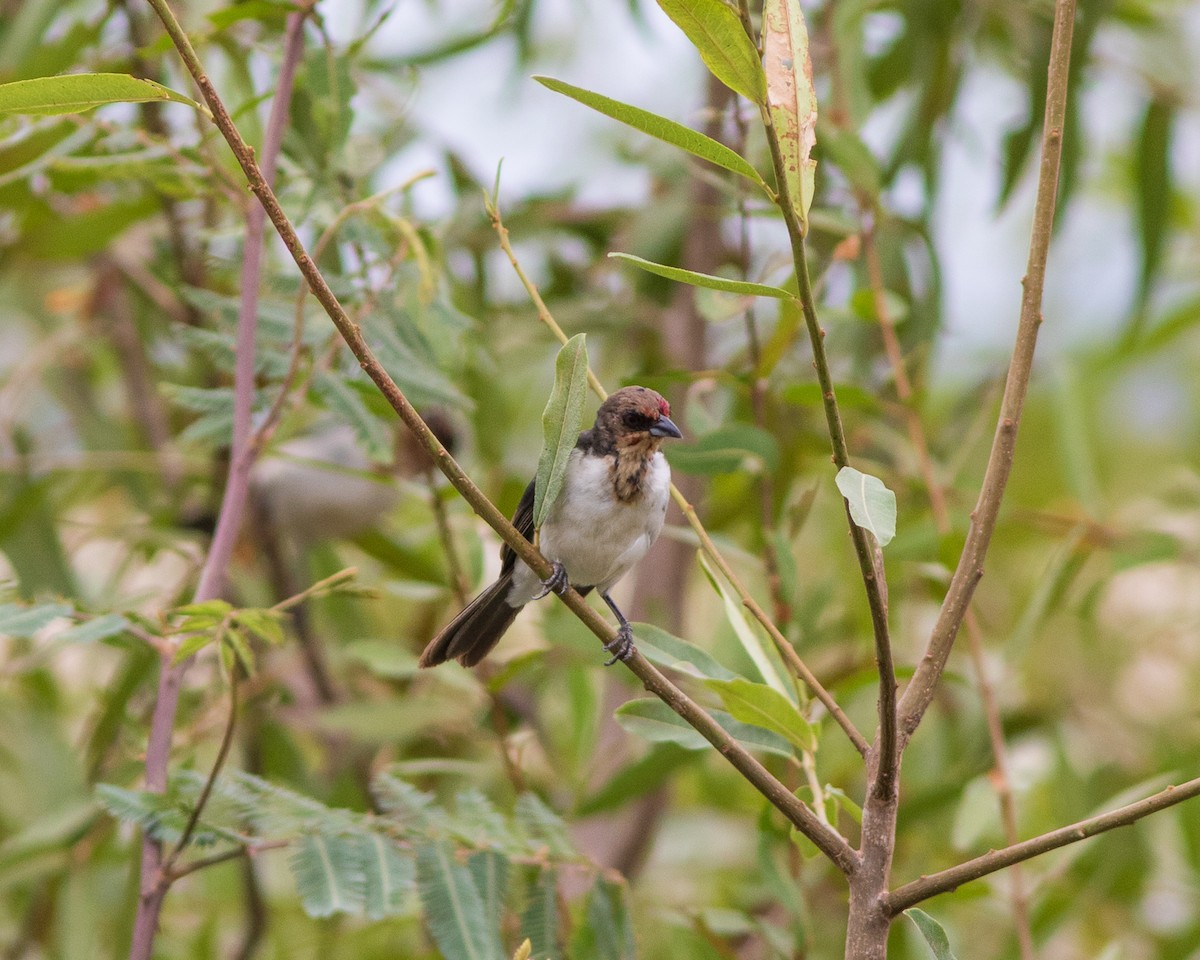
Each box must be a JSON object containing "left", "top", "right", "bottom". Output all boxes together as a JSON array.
[
  {"left": 897, "top": 0, "right": 1079, "bottom": 739},
  {"left": 129, "top": 7, "right": 309, "bottom": 959},
  {"left": 886, "top": 776, "right": 1200, "bottom": 913},
  {"left": 144, "top": 0, "right": 857, "bottom": 878}
]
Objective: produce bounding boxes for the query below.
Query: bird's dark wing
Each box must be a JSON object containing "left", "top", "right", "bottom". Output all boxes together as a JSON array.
[{"left": 500, "top": 478, "right": 536, "bottom": 575}]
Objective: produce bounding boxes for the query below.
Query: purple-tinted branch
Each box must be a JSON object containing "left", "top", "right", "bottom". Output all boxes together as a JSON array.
[{"left": 129, "top": 8, "right": 310, "bottom": 960}]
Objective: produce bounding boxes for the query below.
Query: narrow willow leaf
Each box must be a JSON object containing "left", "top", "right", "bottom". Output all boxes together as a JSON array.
[
  {"left": 56, "top": 613, "right": 130, "bottom": 644},
  {"left": 835, "top": 466, "right": 897, "bottom": 546},
  {"left": 534, "top": 76, "right": 766, "bottom": 189},
  {"left": 570, "top": 877, "right": 636, "bottom": 960},
  {"left": 656, "top": 0, "right": 766, "bottom": 104},
  {"left": 614, "top": 698, "right": 792, "bottom": 757},
  {"left": 906, "top": 908, "right": 959, "bottom": 960},
  {"left": 631, "top": 622, "right": 739, "bottom": 681},
  {"left": 666, "top": 424, "right": 780, "bottom": 476},
  {"left": 697, "top": 555, "right": 791, "bottom": 699},
  {"left": 1135, "top": 98, "right": 1174, "bottom": 307},
  {"left": 609, "top": 253, "right": 795, "bottom": 300},
  {"left": 361, "top": 832, "right": 415, "bottom": 919},
  {"left": 704, "top": 677, "right": 815, "bottom": 752},
  {"left": 0, "top": 602, "right": 72, "bottom": 637},
  {"left": 763, "top": 0, "right": 818, "bottom": 233},
  {"left": 290, "top": 832, "right": 366, "bottom": 918},
  {"left": 519, "top": 868, "right": 559, "bottom": 960},
  {"left": 313, "top": 371, "right": 393, "bottom": 464},
  {"left": 534, "top": 334, "right": 589, "bottom": 529},
  {"left": 416, "top": 841, "right": 506, "bottom": 960},
  {"left": 0, "top": 73, "right": 197, "bottom": 116}
]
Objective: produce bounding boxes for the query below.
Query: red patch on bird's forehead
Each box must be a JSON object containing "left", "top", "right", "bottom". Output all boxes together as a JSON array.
[{"left": 657, "top": 397, "right": 671, "bottom": 417}]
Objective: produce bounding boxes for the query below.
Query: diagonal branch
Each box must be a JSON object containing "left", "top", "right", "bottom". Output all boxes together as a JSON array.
[
  {"left": 486, "top": 199, "right": 869, "bottom": 758},
  {"left": 145, "top": 0, "right": 858, "bottom": 877},
  {"left": 897, "top": 0, "right": 1079, "bottom": 740},
  {"left": 885, "top": 776, "right": 1200, "bottom": 913}
]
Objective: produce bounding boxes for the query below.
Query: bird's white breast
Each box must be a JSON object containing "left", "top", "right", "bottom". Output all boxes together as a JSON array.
[{"left": 509, "top": 448, "right": 670, "bottom": 605}]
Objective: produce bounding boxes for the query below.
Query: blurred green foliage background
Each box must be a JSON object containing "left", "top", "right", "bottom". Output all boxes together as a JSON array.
[{"left": 1, "top": 0, "right": 1199, "bottom": 958}]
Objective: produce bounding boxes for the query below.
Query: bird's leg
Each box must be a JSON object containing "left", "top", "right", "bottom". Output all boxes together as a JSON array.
[
  {"left": 600, "top": 592, "right": 635, "bottom": 665},
  {"left": 532, "top": 561, "right": 570, "bottom": 600}
]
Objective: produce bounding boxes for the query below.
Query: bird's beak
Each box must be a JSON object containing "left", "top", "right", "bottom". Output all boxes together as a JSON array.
[{"left": 649, "top": 415, "right": 683, "bottom": 439}]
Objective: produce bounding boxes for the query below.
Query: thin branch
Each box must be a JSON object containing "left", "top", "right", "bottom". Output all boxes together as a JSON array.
[
  {"left": 761, "top": 119, "right": 895, "bottom": 794},
  {"left": 146, "top": 0, "right": 858, "bottom": 876},
  {"left": 862, "top": 219, "right": 1035, "bottom": 959},
  {"left": 271, "top": 567, "right": 357, "bottom": 613},
  {"left": 485, "top": 199, "right": 869, "bottom": 758},
  {"left": 130, "top": 8, "right": 310, "bottom": 960},
  {"left": 897, "top": 0, "right": 1079, "bottom": 739},
  {"left": 885, "top": 776, "right": 1200, "bottom": 913},
  {"left": 425, "top": 468, "right": 471, "bottom": 606},
  {"left": 164, "top": 671, "right": 240, "bottom": 871},
  {"left": 166, "top": 838, "right": 291, "bottom": 883}
]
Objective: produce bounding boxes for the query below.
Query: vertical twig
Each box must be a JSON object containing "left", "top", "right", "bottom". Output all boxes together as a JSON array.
[
  {"left": 897, "top": 0, "right": 1080, "bottom": 739},
  {"left": 862, "top": 220, "right": 1035, "bottom": 959},
  {"left": 129, "top": 8, "right": 310, "bottom": 959}
]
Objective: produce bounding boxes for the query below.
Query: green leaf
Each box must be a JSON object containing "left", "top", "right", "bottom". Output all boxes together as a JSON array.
[
  {"left": 514, "top": 794, "right": 575, "bottom": 858},
  {"left": 312, "top": 371, "right": 394, "bottom": 465},
  {"left": 835, "top": 466, "right": 897, "bottom": 546},
  {"left": 656, "top": 0, "right": 766, "bottom": 104},
  {"left": 468, "top": 849, "right": 510, "bottom": 941},
  {"left": 372, "top": 773, "right": 442, "bottom": 832},
  {"left": 763, "top": 0, "right": 818, "bottom": 233},
  {"left": 416, "top": 840, "right": 507, "bottom": 960},
  {"left": 704, "top": 677, "right": 815, "bottom": 752},
  {"left": 0, "top": 602, "right": 72, "bottom": 637},
  {"left": 360, "top": 832, "right": 415, "bottom": 919},
  {"left": 698, "top": 556, "right": 791, "bottom": 699},
  {"left": 172, "top": 630, "right": 220, "bottom": 665},
  {"left": 519, "top": 868, "right": 560, "bottom": 960},
  {"left": 632, "top": 622, "right": 739, "bottom": 681},
  {"left": 818, "top": 121, "right": 881, "bottom": 200},
  {"left": 614, "top": 698, "right": 793, "bottom": 757},
  {"left": 533, "top": 76, "right": 767, "bottom": 188},
  {"left": 233, "top": 608, "right": 286, "bottom": 646},
  {"left": 0, "top": 73, "right": 197, "bottom": 116},
  {"left": 576, "top": 744, "right": 696, "bottom": 816},
  {"left": 533, "top": 334, "right": 589, "bottom": 529},
  {"left": 570, "top": 877, "right": 636, "bottom": 960},
  {"left": 609, "top": 253, "right": 795, "bottom": 300},
  {"left": 57, "top": 613, "right": 130, "bottom": 644},
  {"left": 1135, "top": 98, "right": 1174, "bottom": 309},
  {"left": 666, "top": 424, "right": 779, "bottom": 476},
  {"left": 906, "top": 908, "right": 958, "bottom": 960},
  {"left": 290, "top": 832, "right": 366, "bottom": 917}
]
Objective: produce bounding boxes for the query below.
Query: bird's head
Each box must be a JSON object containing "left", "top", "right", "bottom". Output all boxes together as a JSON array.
[{"left": 596, "top": 386, "right": 683, "bottom": 450}]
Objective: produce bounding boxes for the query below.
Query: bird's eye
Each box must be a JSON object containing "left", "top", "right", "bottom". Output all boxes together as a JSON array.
[{"left": 622, "top": 410, "right": 654, "bottom": 430}]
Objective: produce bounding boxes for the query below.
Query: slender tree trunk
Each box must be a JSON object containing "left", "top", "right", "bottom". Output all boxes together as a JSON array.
[{"left": 845, "top": 753, "right": 898, "bottom": 959}]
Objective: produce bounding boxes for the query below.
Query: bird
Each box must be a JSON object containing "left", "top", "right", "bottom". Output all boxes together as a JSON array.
[{"left": 418, "top": 385, "right": 683, "bottom": 669}]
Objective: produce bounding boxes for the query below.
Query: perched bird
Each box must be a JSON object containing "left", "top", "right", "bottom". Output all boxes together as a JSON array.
[{"left": 419, "top": 386, "right": 683, "bottom": 668}]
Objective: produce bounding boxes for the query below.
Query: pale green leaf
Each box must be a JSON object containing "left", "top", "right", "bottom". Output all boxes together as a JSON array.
[
  {"left": 615, "top": 698, "right": 793, "bottom": 757},
  {"left": 313, "top": 372, "right": 393, "bottom": 465},
  {"left": 656, "top": 0, "right": 766, "bottom": 104},
  {"left": 697, "top": 555, "right": 791, "bottom": 699},
  {"left": 906, "top": 908, "right": 959, "bottom": 960},
  {"left": 666, "top": 424, "right": 780, "bottom": 476},
  {"left": 609, "top": 253, "right": 795, "bottom": 300},
  {"left": 570, "top": 877, "right": 636, "bottom": 960},
  {"left": 290, "top": 832, "right": 366, "bottom": 917},
  {"left": 468, "top": 849, "right": 509, "bottom": 941},
  {"left": 233, "top": 608, "right": 286, "bottom": 646},
  {"left": 416, "top": 840, "right": 507, "bottom": 960},
  {"left": 514, "top": 793, "right": 574, "bottom": 858},
  {"left": 0, "top": 602, "right": 72, "bottom": 637},
  {"left": 632, "top": 622, "right": 739, "bottom": 681},
  {"left": 704, "top": 677, "right": 815, "bottom": 752},
  {"left": 835, "top": 466, "right": 897, "bottom": 546},
  {"left": 534, "top": 76, "right": 766, "bottom": 189},
  {"left": 533, "top": 334, "right": 589, "bottom": 529},
  {"left": 0, "top": 73, "right": 197, "bottom": 116},
  {"left": 361, "top": 832, "right": 415, "bottom": 919},
  {"left": 56, "top": 613, "right": 130, "bottom": 644},
  {"left": 763, "top": 0, "right": 818, "bottom": 233},
  {"left": 519, "top": 868, "right": 560, "bottom": 960}
]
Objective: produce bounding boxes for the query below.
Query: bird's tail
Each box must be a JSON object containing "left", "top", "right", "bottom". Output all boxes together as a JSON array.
[{"left": 418, "top": 572, "right": 522, "bottom": 668}]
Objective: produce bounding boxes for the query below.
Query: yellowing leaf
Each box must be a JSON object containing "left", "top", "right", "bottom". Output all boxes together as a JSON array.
[{"left": 763, "top": 0, "right": 818, "bottom": 234}]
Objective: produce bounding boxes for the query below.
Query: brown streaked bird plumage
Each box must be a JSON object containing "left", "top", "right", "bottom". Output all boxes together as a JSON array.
[{"left": 419, "top": 386, "right": 682, "bottom": 668}]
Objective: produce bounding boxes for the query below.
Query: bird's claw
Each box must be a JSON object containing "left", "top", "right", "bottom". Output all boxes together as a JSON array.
[
  {"left": 603, "top": 624, "right": 635, "bottom": 666},
  {"left": 532, "top": 561, "right": 569, "bottom": 600}
]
